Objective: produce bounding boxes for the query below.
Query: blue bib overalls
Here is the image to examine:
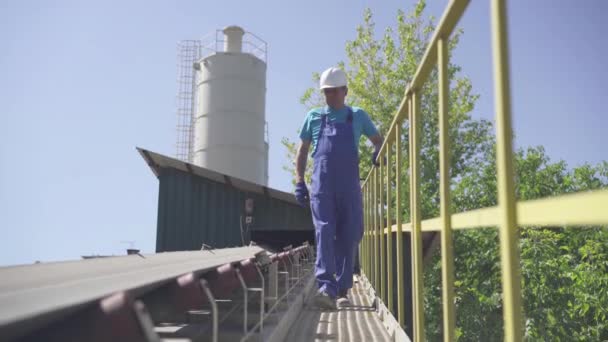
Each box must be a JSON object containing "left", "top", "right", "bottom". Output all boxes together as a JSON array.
[{"left": 310, "top": 107, "right": 364, "bottom": 297}]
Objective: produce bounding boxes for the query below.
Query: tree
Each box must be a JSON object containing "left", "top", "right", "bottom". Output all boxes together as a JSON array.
[
  {"left": 427, "top": 148, "right": 608, "bottom": 341},
  {"left": 282, "top": 1, "right": 494, "bottom": 224}
]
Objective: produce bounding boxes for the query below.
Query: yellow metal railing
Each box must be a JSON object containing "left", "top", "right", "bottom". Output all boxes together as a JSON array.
[{"left": 359, "top": 1, "right": 608, "bottom": 341}]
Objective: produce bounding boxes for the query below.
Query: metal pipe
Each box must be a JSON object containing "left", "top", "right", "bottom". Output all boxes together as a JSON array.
[
  {"left": 235, "top": 269, "right": 249, "bottom": 334},
  {"left": 371, "top": 171, "right": 376, "bottom": 288},
  {"left": 491, "top": 0, "right": 523, "bottom": 340},
  {"left": 200, "top": 279, "right": 218, "bottom": 342},
  {"left": 380, "top": 157, "right": 386, "bottom": 303},
  {"left": 253, "top": 263, "right": 265, "bottom": 333},
  {"left": 438, "top": 37, "right": 456, "bottom": 342},
  {"left": 364, "top": 185, "right": 369, "bottom": 277},
  {"left": 410, "top": 91, "right": 425, "bottom": 341},
  {"left": 395, "top": 121, "right": 405, "bottom": 327},
  {"left": 374, "top": 168, "right": 380, "bottom": 291},
  {"left": 386, "top": 139, "right": 394, "bottom": 315},
  {"left": 132, "top": 300, "right": 161, "bottom": 342}
]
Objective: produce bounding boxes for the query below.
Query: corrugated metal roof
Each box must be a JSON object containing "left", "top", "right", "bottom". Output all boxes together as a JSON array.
[{"left": 137, "top": 147, "right": 297, "bottom": 206}]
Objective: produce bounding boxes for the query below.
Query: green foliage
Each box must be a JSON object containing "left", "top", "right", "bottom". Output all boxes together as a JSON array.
[
  {"left": 282, "top": 0, "right": 608, "bottom": 340},
  {"left": 425, "top": 150, "right": 608, "bottom": 341}
]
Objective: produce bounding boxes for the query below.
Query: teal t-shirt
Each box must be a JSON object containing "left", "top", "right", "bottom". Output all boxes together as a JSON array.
[{"left": 299, "top": 105, "right": 379, "bottom": 156}]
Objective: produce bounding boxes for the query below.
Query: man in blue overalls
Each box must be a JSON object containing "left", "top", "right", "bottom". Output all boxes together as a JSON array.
[{"left": 294, "top": 67, "right": 383, "bottom": 309}]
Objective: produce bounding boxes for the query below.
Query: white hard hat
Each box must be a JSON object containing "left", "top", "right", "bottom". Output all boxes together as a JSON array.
[{"left": 319, "top": 67, "right": 347, "bottom": 89}]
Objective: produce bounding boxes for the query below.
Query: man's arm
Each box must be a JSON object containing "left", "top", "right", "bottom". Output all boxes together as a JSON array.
[
  {"left": 369, "top": 134, "right": 383, "bottom": 151},
  {"left": 368, "top": 134, "right": 384, "bottom": 165},
  {"left": 295, "top": 139, "right": 311, "bottom": 183},
  {"left": 360, "top": 109, "right": 383, "bottom": 159}
]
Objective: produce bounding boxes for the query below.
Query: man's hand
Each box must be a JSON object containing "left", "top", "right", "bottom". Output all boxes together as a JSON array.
[
  {"left": 372, "top": 148, "right": 381, "bottom": 167},
  {"left": 294, "top": 181, "right": 310, "bottom": 207},
  {"left": 369, "top": 134, "right": 384, "bottom": 167}
]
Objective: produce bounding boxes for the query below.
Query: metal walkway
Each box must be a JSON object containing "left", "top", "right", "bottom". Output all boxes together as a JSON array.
[{"left": 287, "top": 277, "right": 392, "bottom": 342}]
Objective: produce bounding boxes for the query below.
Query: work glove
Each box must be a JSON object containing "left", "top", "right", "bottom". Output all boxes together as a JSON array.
[{"left": 294, "top": 181, "right": 310, "bottom": 207}]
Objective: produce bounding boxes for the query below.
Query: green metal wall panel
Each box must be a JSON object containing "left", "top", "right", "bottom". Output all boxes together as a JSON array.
[{"left": 156, "top": 168, "right": 313, "bottom": 252}]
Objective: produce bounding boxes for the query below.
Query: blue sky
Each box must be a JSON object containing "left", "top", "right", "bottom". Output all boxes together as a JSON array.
[{"left": 1, "top": 0, "right": 606, "bottom": 266}]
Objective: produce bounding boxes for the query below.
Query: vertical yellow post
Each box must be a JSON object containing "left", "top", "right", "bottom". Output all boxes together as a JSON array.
[
  {"left": 386, "top": 139, "right": 394, "bottom": 314},
  {"left": 373, "top": 167, "right": 379, "bottom": 289},
  {"left": 368, "top": 184, "right": 372, "bottom": 277},
  {"left": 367, "top": 185, "right": 371, "bottom": 277},
  {"left": 408, "top": 96, "right": 415, "bottom": 334},
  {"left": 410, "top": 91, "right": 425, "bottom": 341},
  {"left": 368, "top": 182, "right": 372, "bottom": 284},
  {"left": 359, "top": 216, "right": 363, "bottom": 275},
  {"left": 438, "top": 37, "right": 456, "bottom": 342},
  {"left": 375, "top": 167, "right": 381, "bottom": 291},
  {"left": 380, "top": 156, "right": 386, "bottom": 303},
  {"left": 371, "top": 179, "right": 376, "bottom": 286},
  {"left": 395, "top": 120, "right": 405, "bottom": 327},
  {"left": 367, "top": 185, "right": 371, "bottom": 276},
  {"left": 363, "top": 184, "right": 367, "bottom": 275},
  {"left": 491, "top": 1, "right": 523, "bottom": 341}
]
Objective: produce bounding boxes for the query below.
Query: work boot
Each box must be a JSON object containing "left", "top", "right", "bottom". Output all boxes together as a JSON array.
[
  {"left": 337, "top": 289, "right": 351, "bottom": 308},
  {"left": 314, "top": 290, "right": 337, "bottom": 310}
]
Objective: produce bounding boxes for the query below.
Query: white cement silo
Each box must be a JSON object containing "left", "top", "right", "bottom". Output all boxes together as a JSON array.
[{"left": 193, "top": 26, "right": 268, "bottom": 186}]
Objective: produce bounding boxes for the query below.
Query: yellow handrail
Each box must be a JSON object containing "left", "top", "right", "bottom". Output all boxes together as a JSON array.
[{"left": 359, "top": 0, "right": 608, "bottom": 341}]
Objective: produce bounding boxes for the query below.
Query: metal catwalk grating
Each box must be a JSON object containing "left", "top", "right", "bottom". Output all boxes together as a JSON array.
[{"left": 286, "top": 277, "right": 392, "bottom": 342}]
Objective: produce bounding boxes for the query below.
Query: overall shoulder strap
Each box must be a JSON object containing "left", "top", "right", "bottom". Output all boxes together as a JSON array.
[
  {"left": 346, "top": 106, "right": 353, "bottom": 123},
  {"left": 320, "top": 107, "right": 328, "bottom": 124}
]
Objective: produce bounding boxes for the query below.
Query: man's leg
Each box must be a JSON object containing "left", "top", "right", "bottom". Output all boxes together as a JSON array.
[
  {"left": 335, "top": 191, "right": 363, "bottom": 293},
  {"left": 311, "top": 194, "right": 338, "bottom": 298},
  {"left": 335, "top": 237, "right": 357, "bottom": 292}
]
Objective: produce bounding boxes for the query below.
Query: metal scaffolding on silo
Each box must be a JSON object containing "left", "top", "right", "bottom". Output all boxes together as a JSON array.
[{"left": 175, "top": 40, "right": 202, "bottom": 163}]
